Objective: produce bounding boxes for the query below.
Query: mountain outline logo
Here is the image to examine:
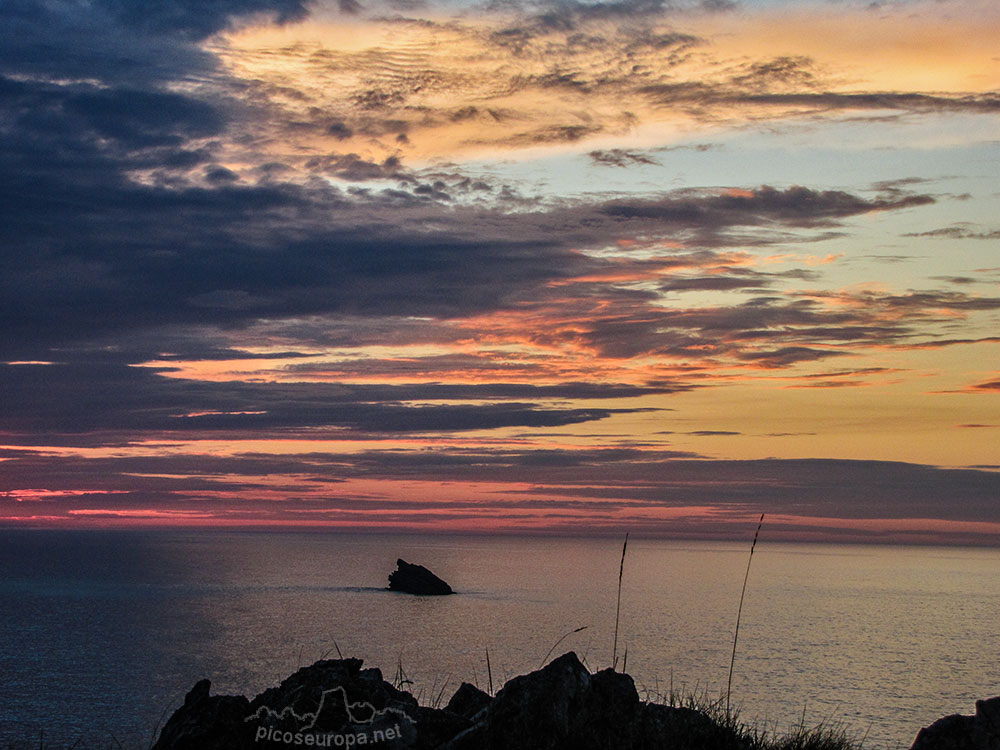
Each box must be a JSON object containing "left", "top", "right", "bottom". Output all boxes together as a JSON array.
[{"left": 245, "top": 685, "right": 411, "bottom": 731}]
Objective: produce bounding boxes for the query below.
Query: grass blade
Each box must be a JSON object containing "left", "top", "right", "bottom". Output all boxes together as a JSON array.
[
  {"left": 486, "top": 646, "right": 493, "bottom": 696},
  {"left": 612, "top": 532, "right": 629, "bottom": 670},
  {"left": 540, "top": 625, "right": 589, "bottom": 668},
  {"left": 727, "top": 513, "right": 764, "bottom": 714}
]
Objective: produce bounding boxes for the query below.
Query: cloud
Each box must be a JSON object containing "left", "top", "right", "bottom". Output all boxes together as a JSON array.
[
  {"left": 693, "top": 91, "right": 1000, "bottom": 114},
  {"left": 4, "top": 449, "right": 1000, "bottom": 537},
  {"left": 95, "top": 0, "right": 312, "bottom": 39},
  {"left": 2, "top": 0, "right": 998, "bottom": 538},
  {"left": 305, "top": 153, "right": 407, "bottom": 181},
  {"left": 736, "top": 346, "right": 849, "bottom": 368},
  {"left": 969, "top": 376, "right": 1000, "bottom": 392},
  {"left": 904, "top": 224, "right": 1000, "bottom": 240},
  {"left": 0, "top": 362, "right": 667, "bottom": 439},
  {"left": 589, "top": 149, "right": 660, "bottom": 167},
  {"left": 202, "top": 3, "right": 1000, "bottom": 167},
  {"left": 599, "top": 186, "right": 933, "bottom": 227},
  {"left": 0, "top": 155, "right": 938, "bottom": 360}
]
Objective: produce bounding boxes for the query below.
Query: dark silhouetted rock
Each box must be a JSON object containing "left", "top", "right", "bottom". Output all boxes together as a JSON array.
[
  {"left": 576, "top": 667, "right": 643, "bottom": 749},
  {"left": 442, "top": 660, "right": 609, "bottom": 750},
  {"left": 911, "top": 696, "right": 1000, "bottom": 750},
  {"left": 638, "top": 703, "right": 744, "bottom": 750},
  {"left": 152, "top": 679, "right": 251, "bottom": 750},
  {"left": 413, "top": 705, "right": 473, "bottom": 750},
  {"left": 154, "top": 651, "right": 759, "bottom": 750},
  {"left": 388, "top": 558, "right": 454, "bottom": 595},
  {"left": 484, "top": 651, "right": 592, "bottom": 749},
  {"left": 487, "top": 652, "right": 721, "bottom": 750},
  {"left": 246, "top": 657, "right": 419, "bottom": 749},
  {"left": 480, "top": 653, "right": 745, "bottom": 750},
  {"left": 446, "top": 682, "right": 491, "bottom": 719},
  {"left": 155, "top": 658, "right": 423, "bottom": 750}
]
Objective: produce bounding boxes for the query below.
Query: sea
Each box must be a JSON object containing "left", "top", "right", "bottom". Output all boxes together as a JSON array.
[{"left": 1, "top": 529, "right": 998, "bottom": 749}]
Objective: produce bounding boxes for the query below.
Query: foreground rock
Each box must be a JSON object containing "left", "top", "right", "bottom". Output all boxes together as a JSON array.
[
  {"left": 155, "top": 657, "right": 422, "bottom": 750},
  {"left": 153, "top": 651, "right": 744, "bottom": 750},
  {"left": 388, "top": 558, "right": 454, "bottom": 595},
  {"left": 155, "top": 651, "right": 1000, "bottom": 750},
  {"left": 911, "top": 696, "right": 1000, "bottom": 750},
  {"left": 474, "top": 652, "right": 742, "bottom": 750}
]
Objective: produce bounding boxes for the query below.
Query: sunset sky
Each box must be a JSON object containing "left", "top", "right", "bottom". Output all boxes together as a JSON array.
[{"left": 2, "top": 0, "right": 998, "bottom": 543}]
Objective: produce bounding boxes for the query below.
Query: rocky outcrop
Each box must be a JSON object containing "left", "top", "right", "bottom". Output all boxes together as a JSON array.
[
  {"left": 153, "top": 652, "right": 745, "bottom": 750},
  {"left": 153, "top": 654, "right": 1000, "bottom": 750},
  {"left": 388, "top": 559, "right": 454, "bottom": 595},
  {"left": 445, "top": 683, "right": 491, "bottom": 719},
  {"left": 911, "top": 697, "right": 1000, "bottom": 750},
  {"left": 153, "top": 678, "right": 250, "bottom": 750},
  {"left": 473, "top": 653, "right": 743, "bottom": 750},
  {"left": 154, "top": 656, "right": 426, "bottom": 750}
]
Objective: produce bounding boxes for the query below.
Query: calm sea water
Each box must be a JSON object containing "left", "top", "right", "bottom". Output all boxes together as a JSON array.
[{"left": 1, "top": 530, "right": 998, "bottom": 749}]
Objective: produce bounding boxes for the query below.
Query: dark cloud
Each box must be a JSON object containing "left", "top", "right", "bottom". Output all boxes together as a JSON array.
[
  {"left": 785, "top": 379, "right": 867, "bottom": 389},
  {"left": 0, "top": 362, "right": 664, "bottom": 439},
  {"left": 970, "top": 377, "right": 1000, "bottom": 392},
  {"left": 904, "top": 224, "right": 1000, "bottom": 240},
  {"left": 848, "top": 290, "right": 1000, "bottom": 313},
  {"left": 930, "top": 276, "right": 981, "bottom": 285},
  {"left": 95, "top": 0, "right": 312, "bottom": 40},
  {"left": 588, "top": 144, "right": 718, "bottom": 167},
  {"left": 327, "top": 120, "right": 354, "bottom": 139},
  {"left": 794, "top": 367, "right": 894, "bottom": 379},
  {"left": 640, "top": 81, "right": 1000, "bottom": 117},
  {"left": 488, "top": 0, "right": 728, "bottom": 46},
  {"left": 730, "top": 56, "right": 818, "bottom": 90},
  {"left": 506, "top": 124, "right": 604, "bottom": 144},
  {"left": 205, "top": 165, "right": 240, "bottom": 183},
  {"left": 305, "top": 153, "right": 406, "bottom": 180},
  {"left": 895, "top": 336, "right": 1000, "bottom": 350},
  {"left": 599, "top": 185, "right": 933, "bottom": 227},
  {"left": 4, "top": 449, "right": 1000, "bottom": 536},
  {"left": 0, "top": 2, "right": 215, "bottom": 86},
  {"left": 736, "top": 346, "right": 849, "bottom": 368},
  {"left": 3, "top": 0, "right": 953, "bottom": 372},
  {"left": 0, "top": 150, "right": 937, "bottom": 359},
  {"left": 659, "top": 268, "right": 817, "bottom": 292},
  {"left": 589, "top": 149, "right": 660, "bottom": 167},
  {"left": 744, "top": 92, "right": 1000, "bottom": 113}
]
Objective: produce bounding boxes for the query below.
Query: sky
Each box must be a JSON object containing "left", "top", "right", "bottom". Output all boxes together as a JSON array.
[{"left": 1, "top": 0, "right": 998, "bottom": 543}]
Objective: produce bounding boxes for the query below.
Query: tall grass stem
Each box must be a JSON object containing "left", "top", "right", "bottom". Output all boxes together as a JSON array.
[
  {"left": 486, "top": 647, "right": 493, "bottom": 695},
  {"left": 727, "top": 513, "right": 764, "bottom": 714},
  {"left": 612, "top": 532, "right": 629, "bottom": 670}
]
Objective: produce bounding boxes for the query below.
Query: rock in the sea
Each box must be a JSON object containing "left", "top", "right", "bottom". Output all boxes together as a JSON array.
[
  {"left": 911, "top": 696, "right": 1000, "bottom": 750},
  {"left": 388, "top": 558, "right": 454, "bottom": 595}
]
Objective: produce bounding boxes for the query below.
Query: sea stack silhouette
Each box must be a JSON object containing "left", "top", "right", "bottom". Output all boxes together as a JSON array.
[{"left": 387, "top": 559, "right": 453, "bottom": 595}]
